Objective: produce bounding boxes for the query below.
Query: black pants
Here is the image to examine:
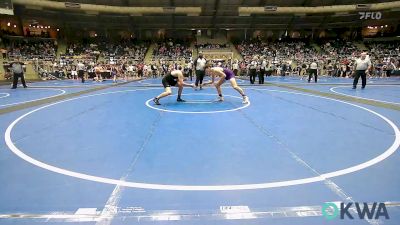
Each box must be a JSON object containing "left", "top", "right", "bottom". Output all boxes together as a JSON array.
[
  {"left": 249, "top": 69, "right": 256, "bottom": 84},
  {"left": 233, "top": 69, "right": 238, "bottom": 77},
  {"left": 195, "top": 70, "right": 205, "bottom": 87},
  {"left": 353, "top": 70, "right": 366, "bottom": 88},
  {"left": 2, "top": 53, "right": 6, "bottom": 60},
  {"left": 188, "top": 69, "right": 193, "bottom": 81},
  {"left": 78, "top": 70, "right": 85, "bottom": 83},
  {"left": 308, "top": 69, "right": 317, "bottom": 83},
  {"left": 12, "top": 73, "right": 27, "bottom": 88},
  {"left": 259, "top": 69, "right": 265, "bottom": 84},
  {"left": 387, "top": 70, "right": 392, "bottom": 77}
]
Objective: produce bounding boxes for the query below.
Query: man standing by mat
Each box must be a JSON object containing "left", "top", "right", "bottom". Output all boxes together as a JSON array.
[
  {"left": 187, "top": 59, "right": 193, "bottom": 81},
  {"left": 259, "top": 56, "right": 267, "bottom": 84},
  {"left": 352, "top": 52, "right": 371, "bottom": 89},
  {"left": 10, "top": 57, "right": 27, "bottom": 89},
  {"left": 248, "top": 56, "right": 257, "bottom": 84},
  {"left": 308, "top": 59, "right": 318, "bottom": 83},
  {"left": 232, "top": 59, "right": 239, "bottom": 76},
  {"left": 194, "top": 53, "right": 207, "bottom": 90},
  {"left": 77, "top": 61, "right": 85, "bottom": 83}
]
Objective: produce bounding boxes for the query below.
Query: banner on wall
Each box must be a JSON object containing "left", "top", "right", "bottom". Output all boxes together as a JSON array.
[
  {"left": 359, "top": 12, "right": 382, "bottom": 20},
  {"left": 0, "top": 0, "right": 13, "bottom": 15}
]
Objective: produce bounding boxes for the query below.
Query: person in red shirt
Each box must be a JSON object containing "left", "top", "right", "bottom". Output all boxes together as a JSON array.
[{"left": 137, "top": 63, "right": 144, "bottom": 77}]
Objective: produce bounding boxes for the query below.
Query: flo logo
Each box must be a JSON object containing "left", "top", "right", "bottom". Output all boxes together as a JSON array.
[
  {"left": 322, "top": 202, "right": 389, "bottom": 220},
  {"left": 359, "top": 12, "right": 382, "bottom": 20}
]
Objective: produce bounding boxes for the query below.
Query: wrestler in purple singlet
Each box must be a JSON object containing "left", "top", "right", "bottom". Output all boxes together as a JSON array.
[{"left": 222, "top": 68, "right": 235, "bottom": 80}]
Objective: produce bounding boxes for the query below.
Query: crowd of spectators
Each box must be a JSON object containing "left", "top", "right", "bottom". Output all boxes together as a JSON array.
[
  {"left": 235, "top": 38, "right": 399, "bottom": 78},
  {"left": 366, "top": 41, "right": 400, "bottom": 58},
  {"left": 35, "top": 39, "right": 150, "bottom": 80},
  {"left": 153, "top": 39, "right": 192, "bottom": 61},
  {"left": 6, "top": 39, "right": 57, "bottom": 61},
  {"left": 1, "top": 34, "right": 399, "bottom": 81},
  {"left": 366, "top": 41, "right": 400, "bottom": 77},
  {"left": 235, "top": 39, "right": 318, "bottom": 76},
  {"left": 34, "top": 59, "right": 148, "bottom": 81},
  {"left": 320, "top": 39, "right": 359, "bottom": 57},
  {"left": 195, "top": 43, "right": 228, "bottom": 49},
  {"left": 65, "top": 39, "right": 148, "bottom": 62},
  {"left": 237, "top": 39, "right": 317, "bottom": 61}
]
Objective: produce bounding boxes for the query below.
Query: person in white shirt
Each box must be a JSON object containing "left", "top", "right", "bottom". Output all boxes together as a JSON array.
[
  {"left": 248, "top": 56, "right": 258, "bottom": 84},
  {"left": 308, "top": 60, "right": 318, "bottom": 83},
  {"left": 71, "top": 64, "right": 78, "bottom": 80},
  {"left": 127, "top": 64, "right": 134, "bottom": 78},
  {"left": 148, "top": 64, "right": 153, "bottom": 76},
  {"left": 143, "top": 64, "right": 148, "bottom": 77},
  {"left": 194, "top": 53, "right": 207, "bottom": 90},
  {"left": 187, "top": 60, "right": 193, "bottom": 81},
  {"left": 77, "top": 61, "right": 85, "bottom": 83},
  {"left": 352, "top": 52, "right": 371, "bottom": 89},
  {"left": 259, "top": 57, "right": 267, "bottom": 84},
  {"left": 340, "top": 64, "right": 346, "bottom": 77},
  {"left": 276, "top": 65, "right": 282, "bottom": 76},
  {"left": 232, "top": 59, "right": 239, "bottom": 76},
  {"left": 151, "top": 64, "right": 158, "bottom": 78},
  {"left": 387, "top": 58, "right": 396, "bottom": 77}
]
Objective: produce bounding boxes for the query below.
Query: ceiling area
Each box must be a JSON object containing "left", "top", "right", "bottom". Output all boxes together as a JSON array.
[{"left": 11, "top": 0, "right": 400, "bottom": 30}]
